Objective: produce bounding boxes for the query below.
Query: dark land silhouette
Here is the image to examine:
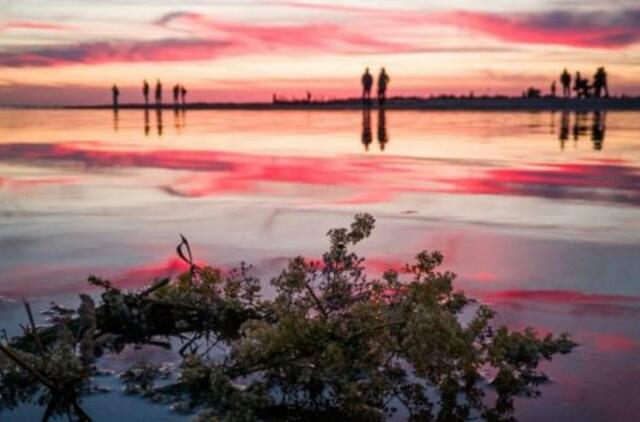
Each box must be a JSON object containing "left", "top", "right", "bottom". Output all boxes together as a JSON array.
[
  {"left": 76, "top": 67, "right": 637, "bottom": 111},
  {"left": 82, "top": 95, "right": 640, "bottom": 111}
]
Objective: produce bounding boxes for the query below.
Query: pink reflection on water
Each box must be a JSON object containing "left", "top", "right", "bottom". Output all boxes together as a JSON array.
[{"left": 1, "top": 142, "right": 639, "bottom": 206}]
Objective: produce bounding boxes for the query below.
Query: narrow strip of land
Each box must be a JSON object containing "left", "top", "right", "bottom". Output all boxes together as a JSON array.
[{"left": 56, "top": 97, "right": 640, "bottom": 111}]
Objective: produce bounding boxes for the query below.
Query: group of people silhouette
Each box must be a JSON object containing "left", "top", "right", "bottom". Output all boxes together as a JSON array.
[
  {"left": 143, "top": 79, "right": 187, "bottom": 107},
  {"left": 111, "top": 80, "right": 188, "bottom": 109},
  {"left": 361, "top": 67, "right": 390, "bottom": 106},
  {"left": 558, "top": 67, "right": 609, "bottom": 99}
]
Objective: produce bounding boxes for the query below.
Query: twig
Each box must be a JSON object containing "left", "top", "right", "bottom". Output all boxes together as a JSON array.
[
  {"left": 22, "top": 298, "right": 46, "bottom": 357},
  {"left": 0, "top": 343, "right": 55, "bottom": 390},
  {"left": 305, "top": 284, "right": 328, "bottom": 319},
  {"left": 140, "top": 278, "right": 171, "bottom": 297}
]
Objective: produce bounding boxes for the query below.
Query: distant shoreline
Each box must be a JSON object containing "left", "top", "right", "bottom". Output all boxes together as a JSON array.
[{"left": 5, "top": 96, "right": 640, "bottom": 111}]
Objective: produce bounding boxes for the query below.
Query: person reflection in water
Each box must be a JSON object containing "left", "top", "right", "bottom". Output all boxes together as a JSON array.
[
  {"left": 112, "top": 108, "right": 119, "bottom": 132},
  {"left": 592, "top": 111, "right": 606, "bottom": 150},
  {"left": 174, "top": 107, "right": 186, "bottom": 133},
  {"left": 361, "top": 68, "right": 373, "bottom": 106},
  {"left": 156, "top": 107, "right": 163, "bottom": 136},
  {"left": 144, "top": 108, "right": 150, "bottom": 136},
  {"left": 377, "top": 108, "right": 388, "bottom": 151},
  {"left": 573, "top": 111, "right": 588, "bottom": 141},
  {"left": 559, "top": 110, "right": 569, "bottom": 150},
  {"left": 361, "top": 107, "right": 372, "bottom": 151}
]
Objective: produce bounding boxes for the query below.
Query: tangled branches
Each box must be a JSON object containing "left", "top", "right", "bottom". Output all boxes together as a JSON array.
[{"left": 0, "top": 214, "right": 575, "bottom": 421}]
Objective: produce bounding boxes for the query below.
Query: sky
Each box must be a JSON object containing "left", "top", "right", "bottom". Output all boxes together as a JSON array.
[{"left": 0, "top": 0, "right": 639, "bottom": 105}]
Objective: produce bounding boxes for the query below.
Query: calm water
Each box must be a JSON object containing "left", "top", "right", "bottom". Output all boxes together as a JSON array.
[{"left": 0, "top": 109, "right": 639, "bottom": 421}]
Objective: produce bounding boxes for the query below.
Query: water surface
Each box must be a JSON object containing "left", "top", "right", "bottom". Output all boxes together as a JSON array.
[{"left": 0, "top": 108, "right": 638, "bottom": 421}]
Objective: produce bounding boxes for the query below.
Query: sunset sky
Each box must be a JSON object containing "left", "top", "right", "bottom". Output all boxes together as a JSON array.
[{"left": 0, "top": 0, "right": 639, "bottom": 105}]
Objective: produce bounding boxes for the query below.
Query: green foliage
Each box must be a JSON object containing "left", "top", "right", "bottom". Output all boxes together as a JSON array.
[{"left": 0, "top": 214, "right": 576, "bottom": 421}]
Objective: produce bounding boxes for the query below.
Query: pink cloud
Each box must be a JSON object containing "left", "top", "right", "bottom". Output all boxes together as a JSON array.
[
  {"left": 0, "top": 9, "right": 507, "bottom": 68},
  {"left": 0, "top": 6, "right": 638, "bottom": 69},
  {"left": 0, "top": 21, "right": 72, "bottom": 32},
  {"left": 438, "top": 10, "right": 640, "bottom": 49},
  {"left": 0, "top": 175, "right": 77, "bottom": 191},
  {"left": 276, "top": 2, "right": 640, "bottom": 49},
  {"left": 0, "top": 38, "right": 232, "bottom": 67}
]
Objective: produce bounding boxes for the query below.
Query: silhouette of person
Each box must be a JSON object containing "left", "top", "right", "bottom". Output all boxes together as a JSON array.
[
  {"left": 180, "top": 85, "right": 187, "bottom": 107},
  {"left": 144, "top": 108, "right": 150, "bottom": 136},
  {"left": 559, "top": 110, "right": 569, "bottom": 150},
  {"left": 361, "top": 107, "right": 372, "bottom": 151},
  {"left": 156, "top": 107, "right": 163, "bottom": 136},
  {"left": 155, "top": 79, "right": 162, "bottom": 107},
  {"left": 111, "top": 84, "right": 119, "bottom": 109},
  {"left": 560, "top": 69, "right": 571, "bottom": 98},
  {"left": 377, "top": 108, "right": 388, "bottom": 151},
  {"left": 573, "top": 72, "right": 582, "bottom": 98},
  {"left": 593, "top": 67, "right": 609, "bottom": 99},
  {"left": 591, "top": 110, "right": 606, "bottom": 150},
  {"left": 377, "top": 68, "right": 390, "bottom": 106},
  {"left": 601, "top": 67, "right": 609, "bottom": 98},
  {"left": 361, "top": 67, "right": 373, "bottom": 106},
  {"left": 173, "top": 84, "right": 180, "bottom": 107},
  {"left": 550, "top": 81, "right": 556, "bottom": 98},
  {"left": 143, "top": 80, "right": 150, "bottom": 107}
]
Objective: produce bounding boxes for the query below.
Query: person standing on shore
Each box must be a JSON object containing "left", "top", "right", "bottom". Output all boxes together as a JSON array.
[
  {"left": 155, "top": 79, "right": 162, "bottom": 107},
  {"left": 574, "top": 72, "right": 583, "bottom": 98},
  {"left": 377, "top": 67, "right": 390, "bottom": 106},
  {"left": 550, "top": 81, "right": 557, "bottom": 98},
  {"left": 601, "top": 67, "right": 609, "bottom": 98},
  {"left": 180, "top": 85, "right": 187, "bottom": 107},
  {"left": 593, "top": 67, "right": 609, "bottom": 98},
  {"left": 111, "top": 84, "right": 119, "bottom": 109},
  {"left": 143, "top": 80, "right": 149, "bottom": 106},
  {"left": 173, "top": 84, "right": 180, "bottom": 107},
  {"left": 560, "top": 69, "right": 571, "bottom": 98},
  {"left": 361, "top": 68, "right": 373, "bottom": 106}
]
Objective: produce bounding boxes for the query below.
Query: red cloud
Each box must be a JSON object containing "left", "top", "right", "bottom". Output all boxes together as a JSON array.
[
  {"left": 1, "top": 6, "right": 638, "bottom": 68},
  {"left": 276, "top": 2, "right": 640, "bottom": 49},
  {"left": 438, "top": 10, "right": 640, "bottom": 49}
]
